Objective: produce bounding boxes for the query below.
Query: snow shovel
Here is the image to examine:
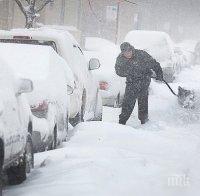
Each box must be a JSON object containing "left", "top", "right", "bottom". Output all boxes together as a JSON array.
[{"left": 152, "top": 77, "right": 195, "bottom": 108}]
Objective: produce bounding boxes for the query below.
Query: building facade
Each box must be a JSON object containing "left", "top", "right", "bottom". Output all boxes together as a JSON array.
[
  {"left": 0, "top": 0, "right": 200, "bottom": 44},
  {"left": 80, "top": 0, "right": 200, "bottom": 43}
]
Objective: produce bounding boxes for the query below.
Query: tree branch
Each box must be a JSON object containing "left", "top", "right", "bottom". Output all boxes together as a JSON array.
[
  {"left": 31, "top": 0, "right": 36, "bottom": 8},
  {"left": 14, "top": 0, "right": 26, "bottom": 15},
  {"left": 24, "top": 0, "right": 30, "bottom": 4},
  {"left": 36, "top": 0, "right": 52, "bottom": 13}
]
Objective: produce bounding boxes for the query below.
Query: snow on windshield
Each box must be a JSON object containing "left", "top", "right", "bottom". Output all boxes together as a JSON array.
[
  {"left": 0, "top": 43, "right": 68, "bottom": 106},
  {"left": 0, "top": 43, "right": 50, "bottom": 80}
]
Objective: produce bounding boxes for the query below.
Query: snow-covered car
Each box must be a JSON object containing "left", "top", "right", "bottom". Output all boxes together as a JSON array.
[
  {"left": 0, "top": 62, "right": 34, "bottom": 194},
  {"left": 84, "top": 37, "right": 125, "bottom": 107},
  {"left": 175, "top": 39, "right": 198, "bottom": 67},
  {"left": 124, "top": 30, "right": 188, "bottom": 82},
  {"left": 0, "top": 43, "right": 74, "bottom": 152},
  {"left": 178, "top": 40, "right": 200, "bottom": 65},
  {"left": 2, "top": 28, "right": 103, "bottom": 125}
]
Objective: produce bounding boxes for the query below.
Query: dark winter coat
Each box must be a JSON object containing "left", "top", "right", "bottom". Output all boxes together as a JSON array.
[{"left": 115, "top": 48, "right": 163, "bottom": 88}]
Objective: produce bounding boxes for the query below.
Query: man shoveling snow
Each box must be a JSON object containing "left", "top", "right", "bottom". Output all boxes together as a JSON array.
[{"left": 115, "top": 42, "right": 163, "bottom": 125}]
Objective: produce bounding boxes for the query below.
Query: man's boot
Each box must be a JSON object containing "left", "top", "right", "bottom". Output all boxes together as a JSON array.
[
  {"left": 141, "top": 118, "right": 149, "bottom": 125},
  {"left": 119, "top": 119, "right": 126, "bottom": 125}
]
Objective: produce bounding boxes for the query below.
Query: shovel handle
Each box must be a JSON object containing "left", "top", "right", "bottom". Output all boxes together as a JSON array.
[
  {"left": 162, "top": 79, "right": 178, "bottom": 97},
  {"left": 151, "top": 77, "right": 178, "bottom": 97}
]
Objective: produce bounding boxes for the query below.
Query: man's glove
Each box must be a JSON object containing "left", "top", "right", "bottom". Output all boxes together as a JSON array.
[{"left": 156, "top": 75, "right": 163, "bottom": 81}]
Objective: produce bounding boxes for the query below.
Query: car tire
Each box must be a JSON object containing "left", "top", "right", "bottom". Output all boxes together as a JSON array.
[
  {"left": 49, "top": 126, "right": 57, "bottom": 150},
  {"left": 80, "top": 90, "right": 86, "bottom": 122},
  {"left": 25, "top": 136, "right": 34, "bottom": 173},
  {"left": 7, "top": 135, "right": 34, "bottom": 185},
  {"left": 93, "top": 89, "right": 103, "bottom": 121},
  {"left": 64, "top": 112, "right": 69, "bottom": 141},
  {"left": 114, "top": 93, "right": 121, "bottom": 108},
  {"left": 70, "top": 91, "right": 86, "bottom": 126}
]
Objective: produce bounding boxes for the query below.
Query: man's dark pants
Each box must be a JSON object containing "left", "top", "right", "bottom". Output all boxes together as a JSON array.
[{"left": 119, "top": 80, "right": 150, "bottom": 125}]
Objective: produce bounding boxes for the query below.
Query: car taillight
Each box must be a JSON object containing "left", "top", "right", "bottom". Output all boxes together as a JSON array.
[
  {"left": 99, "top": 81, "right": 109, "bottom": 90},
  {"left": 31, "top": 100, "right": 48, "bottom": 118}
]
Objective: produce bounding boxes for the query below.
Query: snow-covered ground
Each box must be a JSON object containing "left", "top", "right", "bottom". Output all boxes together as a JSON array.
[{"left": 4, "top": 67, "right": 200, "bottom": 196}]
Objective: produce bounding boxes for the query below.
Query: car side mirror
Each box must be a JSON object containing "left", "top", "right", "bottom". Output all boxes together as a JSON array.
[
  {"left": 89, "top": 58, "right": 100, "bottom": 70},
  {"left": 16, "top": 78, "right": 33, "bottom": 96},
  {"left": 67, "top": 85, "right": 74, "bottom": 95}
]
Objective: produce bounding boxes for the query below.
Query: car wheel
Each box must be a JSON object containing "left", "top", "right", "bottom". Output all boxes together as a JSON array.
[
  {"left": 49, "top": 126, "right": 57, "bottom": 150},
  {"left": 64, "top": 112, "right": 69, "bottom": 141},
  {"left": 80, "top": 90, "right": 86, "bottom": 122},
  {"left": 114, "top": 93, "right": 121, "bottom": 108},
  {"left": 7, "top": 135, "right": 34, "bottom": 185},
  {"left": 93, "top": 89, "right": 103, "bottom": 121},
  {"left": 25, "top": 136, "right": 34, "bottom": 173},
  {"left": 70, "top": 91, "right": 86, "bottom": 126}
]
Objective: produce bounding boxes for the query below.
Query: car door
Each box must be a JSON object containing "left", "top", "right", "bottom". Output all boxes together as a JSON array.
[
  {"left": 14, "top": 94, "right": 28, "bottom": 155},
  {"left": 0, "top": 78, "right": 19, "bottom": 162},
  {"left": 73, "top": 44, "right": 98, "bottom": 113},
  {"left": 4, "top": 80, "right": 24, "bottom": 158},
  {"left": 0, "top": 89, "right": 12, "bottom": 162}
]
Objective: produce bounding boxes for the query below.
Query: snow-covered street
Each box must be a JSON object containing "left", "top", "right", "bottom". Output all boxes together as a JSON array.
[
  {"left": 4, "top": 72, "right": 200, "bottom": 196},
  {"left": 1, "top": 1, "right": 200, "bottom": 196}
]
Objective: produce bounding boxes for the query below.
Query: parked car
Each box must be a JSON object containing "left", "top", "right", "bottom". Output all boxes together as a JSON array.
[
  {"left": 0, "top": 62, "right": 34, "bottom": 195},
  {"left": 84, "top": 37, "right": 125, "bottom": 107},
  {"left": 2, "top": 28, "right": 103, "bottom": 125},
  {"left": 0, "top": 42, "right": 74, "bottom": 152},
  {"left": 124, "top": 30, "right": 188, "bottom": 82}
]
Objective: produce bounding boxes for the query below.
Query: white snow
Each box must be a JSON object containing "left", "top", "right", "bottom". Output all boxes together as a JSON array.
[
  {"left": 1, "top": 29, "right": 200, "bottom": 196},
  {"left": 4, "top": 65, "right": 200, "bottom": 196}
]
